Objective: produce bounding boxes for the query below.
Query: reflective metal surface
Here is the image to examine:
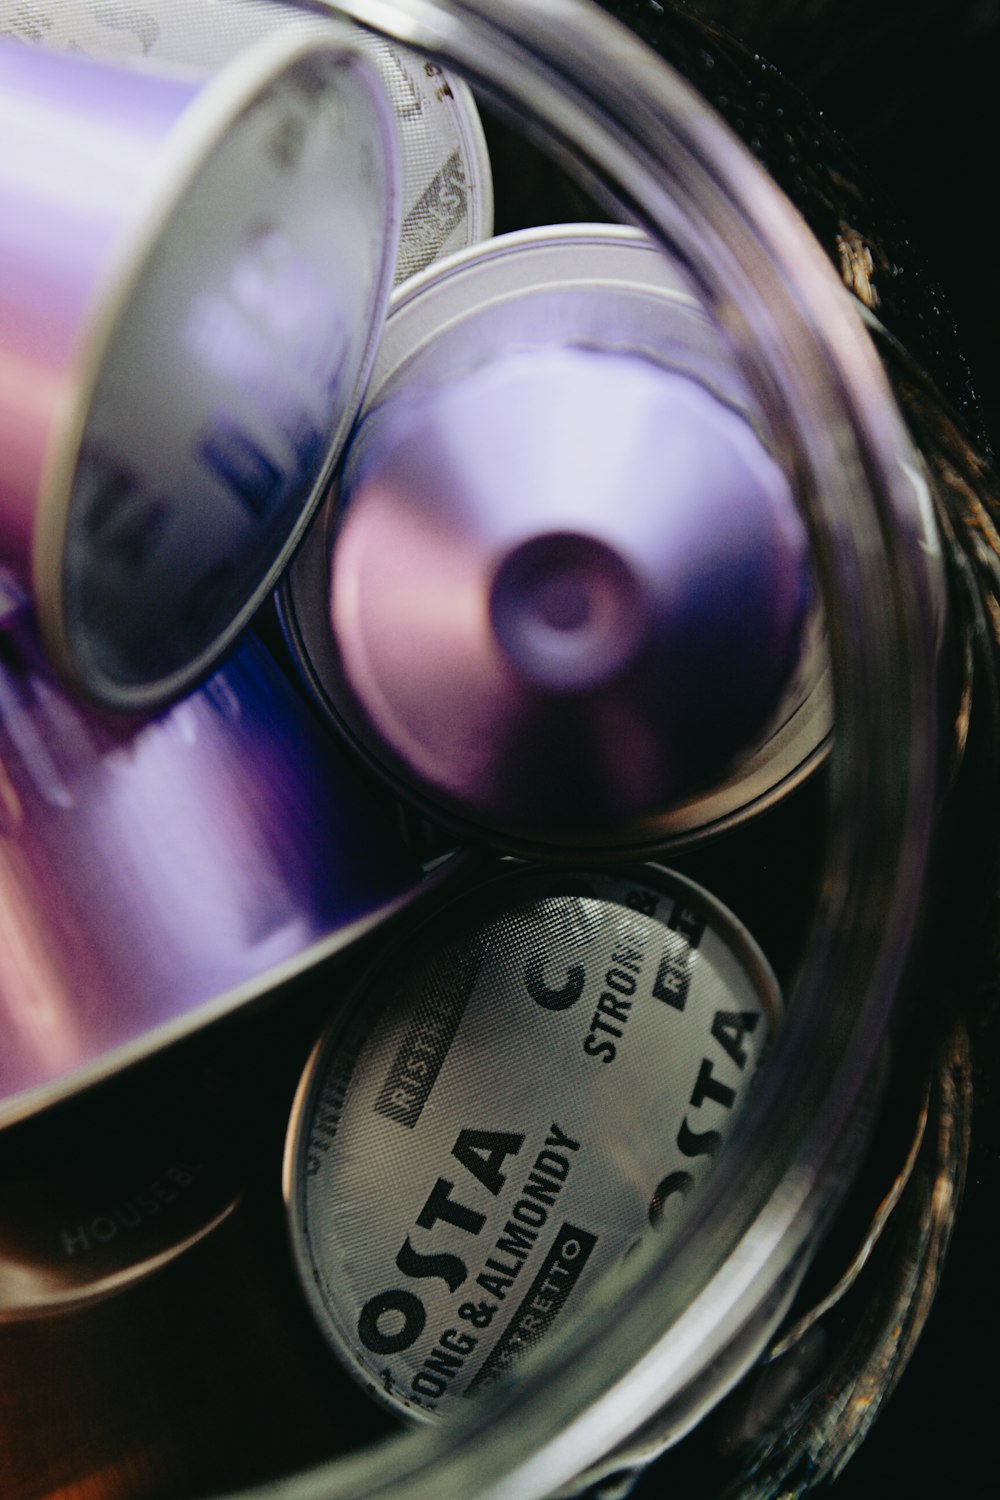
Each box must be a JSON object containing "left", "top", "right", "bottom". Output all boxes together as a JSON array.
[
  {"left": 0, "top": 574, "right": 441, "bottom": 1127},
  {"left": 284, "top": 223, "right": 829, "bottom": 853},
  {"left": 0, "top": 0, "right": 494, "bottom": 286},
  {"left": 285, "top": 862, "right": 781, "bottom": 1427},
  {"left": 0, "top": 23, "right": 400, "bottom": 708}
]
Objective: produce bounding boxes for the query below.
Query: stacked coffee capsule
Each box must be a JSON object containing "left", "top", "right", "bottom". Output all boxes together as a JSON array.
[{"left": 0, "top": 4, "right": 995, "bottom": 1500}]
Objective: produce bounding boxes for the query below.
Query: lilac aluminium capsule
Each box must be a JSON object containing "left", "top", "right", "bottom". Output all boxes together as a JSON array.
[
  {"left": 0, "top": 26, "right": 400, "bottom": 708},
  {"left": 282, "top": 224, "right": 833, "bottom": 856},
  {"left": 0, "top": 0, "right": 493, "bottom": 285}
]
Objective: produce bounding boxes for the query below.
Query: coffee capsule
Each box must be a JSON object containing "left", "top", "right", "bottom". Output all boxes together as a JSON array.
[
  {"left": 0, "top": 573, "right": 450, "bottom": 1128},
  {"left": 282, "top": 224, "right": 830, "bottom": 856},
  {"left": 0, "top": 25, "right": 399, "bottom": 707},
  {"left": 284, "top": 860, "right": 780, "bottom": 1419},
  {"left": 0, "top": 0, "right": 493, "bottom": 285}
]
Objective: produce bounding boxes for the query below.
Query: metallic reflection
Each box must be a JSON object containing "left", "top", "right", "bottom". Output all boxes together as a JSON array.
[{"left": 0, "top": 575, "right": 432, "bottom": 1124}]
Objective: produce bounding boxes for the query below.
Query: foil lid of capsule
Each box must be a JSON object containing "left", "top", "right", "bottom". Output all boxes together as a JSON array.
[
  {"left": 0, "top": 26, "right": 401, "bottom": 710},
  {"left": 283, "top": 226, "right": 830, "bottom": 856},
  {"left": 284, "top": 861, "right": 781, "bottom": 1424}
]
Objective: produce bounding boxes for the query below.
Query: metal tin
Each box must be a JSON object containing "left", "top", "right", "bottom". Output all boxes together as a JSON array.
[
  {"left": 0, "top": 0, "right": 493, "bottom": 284},
  {"left": 284, "top": 860, "right": 780, "bottom": 1423},
  {"left": 0, "top": 571, "right": 452, "bottom": 1130},
  {"left": 0, "top": 25, "right": 399, "bottom": 708},
  {"left": 282, "top": 224, "right": 831, "bottom": 856}
]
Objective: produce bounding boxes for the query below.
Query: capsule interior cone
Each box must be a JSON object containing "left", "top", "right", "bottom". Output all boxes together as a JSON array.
[{"left": 329, "top": 345, "right": 812, "bottom": 848}]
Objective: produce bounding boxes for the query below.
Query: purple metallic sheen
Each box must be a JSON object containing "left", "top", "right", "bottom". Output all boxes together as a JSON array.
[
  {"left": 0, "top": 40, "right": 199, "bottom": 564},
  {"left": 328, "top": 344, "right": 812, "bottom": 844},
  {"left": 0, "top": 579, "right": 427, "bottom": 1123}
]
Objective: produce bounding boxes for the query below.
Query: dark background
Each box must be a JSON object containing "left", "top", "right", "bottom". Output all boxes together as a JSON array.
[
  {"left": 679, "top": 0, "right": 1000, "bottom": 454},
  {"left": 634, "top": 3, "right": 1000, "bottom": 1494}
]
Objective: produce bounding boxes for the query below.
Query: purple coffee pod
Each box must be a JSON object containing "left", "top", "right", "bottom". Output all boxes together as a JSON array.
[
  {"left": 0, "top": 572, "right": 451, "bottom": 1129},
  {"left": 283, "top": 225, "right": 829, "bottom": 855},
  {"left": 0, "top": 27, "right": 399, "bottom": 709}
]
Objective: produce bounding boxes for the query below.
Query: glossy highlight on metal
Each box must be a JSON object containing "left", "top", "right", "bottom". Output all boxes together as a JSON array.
[
  {"left": 283, "top": 224, "right": 829, "bottom": 855},
  {"left": 0, "top": 23, "right": 400, "bottom": 709},
  {"left": 0, "top": 574, "right": 439, "bottom": 1128},
  {"left": 0, "top": 0, "right": 494, "bottom": 286}
]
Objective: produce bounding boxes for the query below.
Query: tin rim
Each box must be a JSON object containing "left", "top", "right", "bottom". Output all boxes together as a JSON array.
[
  {"left": 31, "top": 23, "right": 400, "bottom": 711},
  {"left": 438, "top": 70, "right": 494, "bottom": 243}
]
